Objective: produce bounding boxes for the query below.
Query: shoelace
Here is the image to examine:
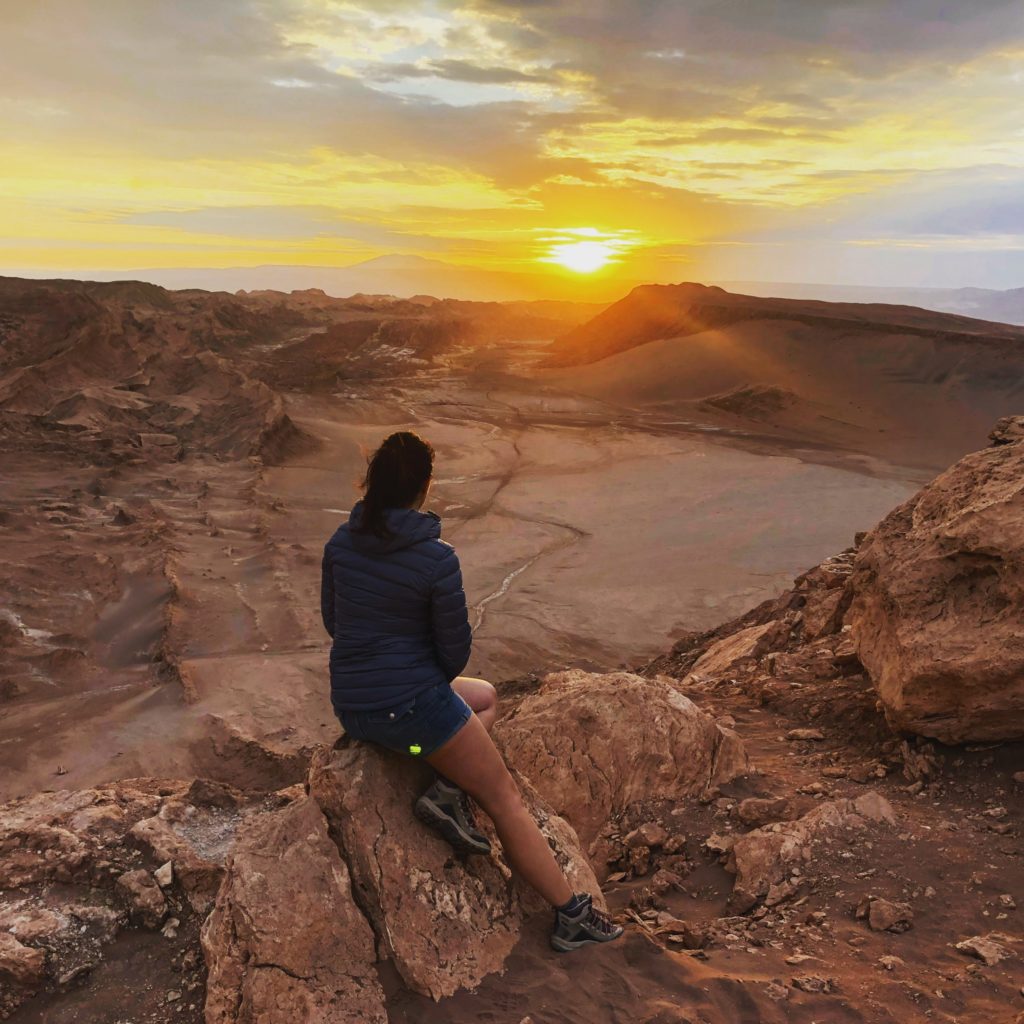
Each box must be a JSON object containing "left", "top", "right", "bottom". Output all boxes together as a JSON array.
[
  {"left": 582, "top": 900, "right": 617, "bottom": 935},
  {"left": 457, "top": 788, "right": 481, "bottom": 831}
]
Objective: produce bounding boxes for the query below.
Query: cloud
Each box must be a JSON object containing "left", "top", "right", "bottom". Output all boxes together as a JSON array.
[{"left": 2, "top": 1, "right": 1024, "bottom": 288}]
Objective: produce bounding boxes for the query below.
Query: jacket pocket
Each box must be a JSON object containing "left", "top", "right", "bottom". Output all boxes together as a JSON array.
[{"left": 364, "top": 695, "right": 418, "bottom": 724}]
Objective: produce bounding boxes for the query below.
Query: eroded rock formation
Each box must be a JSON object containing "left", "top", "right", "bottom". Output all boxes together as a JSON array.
[
  {"left": 307, "top": 739, "right": 601, "bottom": 1001},
  {"left": 202, "top": 795, "right": 386, "bottom": 1024}
]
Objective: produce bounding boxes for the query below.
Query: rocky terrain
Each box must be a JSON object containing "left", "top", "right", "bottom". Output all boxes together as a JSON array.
[
  {"left": 3, "top": 413, "right": 1022, "bottom": 1020},
  {"left": 1, "top": 277, "right": 1022, "bottom": 1022}
]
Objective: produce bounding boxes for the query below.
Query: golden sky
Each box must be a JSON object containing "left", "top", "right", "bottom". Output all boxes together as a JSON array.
[{"left": 3, "top": 1, "right": 1024, "bottom": 296}]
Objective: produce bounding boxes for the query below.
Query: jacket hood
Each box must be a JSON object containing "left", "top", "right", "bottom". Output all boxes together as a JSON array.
[{"left": 345, "top": 499, "right": 442, "bottom": 555}]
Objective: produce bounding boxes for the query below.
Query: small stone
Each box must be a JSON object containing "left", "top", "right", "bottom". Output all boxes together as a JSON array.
[
  {"left": 626, "top": 822, "right": 669, "bottom": 848},
  {"left": 116, "top": 869, "right": 168, "bottom": 929},
  {"left": 154, "top": 861, "right": 174, "bottom": 888},
  {"left": 626, "top": 845, "right": 651, "bottom": 876},
  {"left": 821, "top": 767, "right": 847, "bottom": 778},
  {"left": 166, "top": 990, "right": 181, "bottom": 1003},
  {"left": 55, "top": 765, "right": 68, "bottom": 776},
  {"left": 792, "top": 975, "right": 835, "bottom": 994},
  {"left": 798, "top": 781, "right": 829, "bottom": 795},
  {"left": 162, "top": 917, "right": 180, "bottom": 939},
  {"left": 786, "top": 729, "right": 825, "bottom": 741},
  {"left": 58, "top": 962, "right": 95, "bottom": 986},
  {"left": 878, "top": 955, "right": 904, "bottom": 971},
  {"left": 737, "top": 797, "right": 791, "bottom": 827},
  {"left": 650, "top": 868, "right": 683, "bottom": 895},
  {"left": 765, "top": 879, "right": 799, "bottom": 907},
  {"left": 866, "top": 897, "right": 914, "bottom": 933},
  {"left": 704, "top": 833, "right": 735, "bottom": 856},
  {"left": 0, "top": 933, "right": 47, "bottom": 987},
  {"left": 956, "top": 934, "right": 1012, "bottom": 966},
  {"left": 786, "top": 953, "right": 818, "bottom": 965},
  {"left": 765, "top": 981, "right": 789, "bottom": 1001},
  {"left": 998, "top": 894, "right": 1016, "bottom": 910},
  {"left": 663, "top": 834, "right": 687, "bottom": 854},
  {"left": 1012, "top": 771, "right": 1024, "bottom": 785}
]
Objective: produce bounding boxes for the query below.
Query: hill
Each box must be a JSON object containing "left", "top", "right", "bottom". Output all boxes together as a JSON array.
[{"left": 540, "top": 283, "right": 1024, "bottom": 472}]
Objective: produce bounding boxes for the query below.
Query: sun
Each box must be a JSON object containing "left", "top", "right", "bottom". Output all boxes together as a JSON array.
[
  {"left": 538, "top": 228, "right": 639, "bottom": 275},
  {"left": 547, "top": 240, "right": 615, "bottom": 273}
]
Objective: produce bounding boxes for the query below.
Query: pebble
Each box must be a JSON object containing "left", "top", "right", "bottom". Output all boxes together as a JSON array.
[
  {"left": 792, "top": 975, "right": 835, "bottom": 994},
  {"left": 786, "top": 728, "right": 825, "bottom": 741}
]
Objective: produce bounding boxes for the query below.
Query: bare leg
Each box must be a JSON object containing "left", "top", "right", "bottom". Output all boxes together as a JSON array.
[
  {"left": 426, "top": 714, "right": 573, "bottom": 907},
  {"left": 451, "top": 675, "right": 497, "bottom": 732}
]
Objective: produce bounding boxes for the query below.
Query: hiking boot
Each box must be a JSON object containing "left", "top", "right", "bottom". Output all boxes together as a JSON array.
[
  {"left": 414, "top": 778, "right": 492, "bottom": 855},
  {"left": 550, "top": 893, "right": 624, "bottom": 952}
]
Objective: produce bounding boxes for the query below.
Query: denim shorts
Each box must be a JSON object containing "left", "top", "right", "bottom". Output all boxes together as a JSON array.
[{"left": 338, "top": 681, "right": 473, "bottom": 758}]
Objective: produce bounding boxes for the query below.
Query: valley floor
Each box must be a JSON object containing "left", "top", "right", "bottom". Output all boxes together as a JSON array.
[{"left": 0, "top": 341, "right": 916, "bottom": 801}]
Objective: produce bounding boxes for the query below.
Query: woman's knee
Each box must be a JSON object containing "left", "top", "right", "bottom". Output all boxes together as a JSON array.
[{"left": 453, "top": 675, "right": 497, "bottom": 715}]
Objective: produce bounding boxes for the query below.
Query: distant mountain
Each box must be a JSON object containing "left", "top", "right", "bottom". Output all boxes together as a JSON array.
[
  {"left": 720, "top": 280, "right": 1024, "bottom": 325},
  {"left": 24, "top": 255, "right": 632, "bottom": 304}
]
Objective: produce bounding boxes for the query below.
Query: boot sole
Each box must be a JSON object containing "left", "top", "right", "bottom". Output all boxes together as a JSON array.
[
  {"left": 550, "top": 927, "right": 625, "bottom": 953},
  {"left": 414, "top": 796, "right": 492, "bottom": 856}
]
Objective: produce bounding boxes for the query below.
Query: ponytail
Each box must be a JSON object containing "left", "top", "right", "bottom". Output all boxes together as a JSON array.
[{"left": 355, "top": 431, "right": 435, "bottom": 538}]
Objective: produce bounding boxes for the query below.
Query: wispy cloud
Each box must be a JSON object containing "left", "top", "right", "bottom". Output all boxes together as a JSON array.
[{"left": 2, "top": 0, "right": 1023, "bottom": 288}]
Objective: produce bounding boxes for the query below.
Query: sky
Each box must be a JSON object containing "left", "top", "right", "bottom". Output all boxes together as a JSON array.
[{"left": 4, "top": 0, "right": 1024, "bottom": 297}]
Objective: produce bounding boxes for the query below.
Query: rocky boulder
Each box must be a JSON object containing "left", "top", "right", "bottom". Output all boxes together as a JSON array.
[
  {"left": 493, "top": 670, "right": 749, "bottom": 852},
  {"left": 726, "top": 792, "right": 897, "bottom": 908},
  {"left": 202, "top": 795, "right": 386, "bottom": 1024},
  {"left": 307, "top": 738, "right": 601, "bottom": 1001},
  {"left": 849, "top": 424, "right": 1024, "bottom": 742}
]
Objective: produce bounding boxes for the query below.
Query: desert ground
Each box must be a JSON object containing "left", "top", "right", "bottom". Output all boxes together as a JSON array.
[{"left": 1, "top": 324, "right": 917, "bottom": 803}]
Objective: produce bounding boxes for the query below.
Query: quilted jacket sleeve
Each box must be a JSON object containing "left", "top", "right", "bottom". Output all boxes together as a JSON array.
[
  {"left": 320, "top": 546, "right": 336, "bottom": 639},
  {"left": 430, "top": 545, "right": 472, "bottom": 681}
]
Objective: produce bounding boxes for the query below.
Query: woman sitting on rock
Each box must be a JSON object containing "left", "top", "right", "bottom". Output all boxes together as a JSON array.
[{"left": 321, "top": 430, "right": 622, "bottom": 952}]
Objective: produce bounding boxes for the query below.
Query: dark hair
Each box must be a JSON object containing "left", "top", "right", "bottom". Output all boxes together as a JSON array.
[{"left": 355, "top": 431, "right": 435, "bottom": 538}]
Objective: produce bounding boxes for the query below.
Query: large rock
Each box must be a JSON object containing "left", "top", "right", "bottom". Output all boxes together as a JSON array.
[
  {"left": 727, "top": 792, "right": 897, "bottom": 905},
  {"left": 308, "top": 739, "right": 601, "bottom": 1001},
  {"left": 0, "top": 782, "right": 168, "bottom": 888},
  {"left": 129, "top": 813, "right": 225, "bottom": 913},
  {"left": 202, "top": 795, "right": 386, "bottom": 1024},
  {"left": 0, "top": 932, "right": 46, "bottom": 988},
  {"left": 849, "top": 428, "right": 1024, "bottom": 742},
  {"left": 493, "top": 670, "right": 749, "bottom": 849}
]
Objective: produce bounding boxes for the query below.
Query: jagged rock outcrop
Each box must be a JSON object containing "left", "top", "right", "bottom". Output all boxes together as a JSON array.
[
  {"left": 493, "top": 670, "right": 749, "bottom": 857},
  {"left": 726, "top": 791, "right": 897, "bottom": 908},
  {"left": 849, "top": 419, "right": 1024, "bottom": 742},
  {"left": 0, "top": 778, "right": 255, "bottom": 1015},
  {"left": 307, "top": 738, "right": 601, "bottom": 1001},
  {"left": 202, "top": 796, "right": 386, "bottom": 1024}
]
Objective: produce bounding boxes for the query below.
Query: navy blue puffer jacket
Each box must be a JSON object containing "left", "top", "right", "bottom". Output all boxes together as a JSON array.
[{"left": 321, "top": 499, "right": 472, "bottom": 712}]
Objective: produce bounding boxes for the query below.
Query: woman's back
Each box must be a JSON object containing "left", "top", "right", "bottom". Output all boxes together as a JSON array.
[{"left": 322, "top": 499, "right": 472, "bottom": 712}]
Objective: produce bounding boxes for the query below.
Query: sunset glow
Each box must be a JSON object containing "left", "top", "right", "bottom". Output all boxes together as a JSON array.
[
  {"left": 3, "top": 3, "right": 1024, "bottom": 294},
  {"left": 547, "top": 242, "right": 615, "bottom": 274}
]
